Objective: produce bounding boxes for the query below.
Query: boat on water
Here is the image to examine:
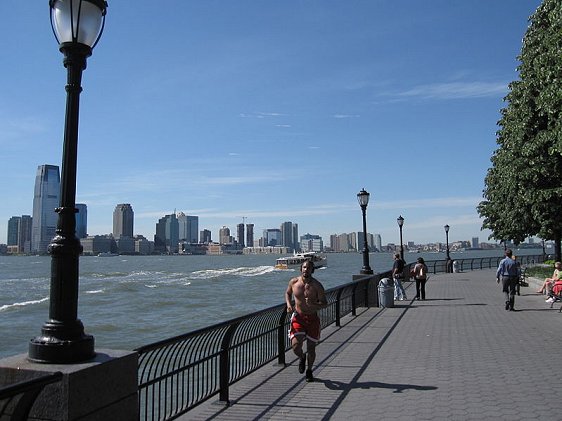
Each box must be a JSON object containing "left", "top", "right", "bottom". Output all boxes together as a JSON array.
[
  {"left": 97, "top": 252, "right": 119, "bottom": 257},
  {"left": 274, "top": 252, "right": 327, "bottom": 270}
]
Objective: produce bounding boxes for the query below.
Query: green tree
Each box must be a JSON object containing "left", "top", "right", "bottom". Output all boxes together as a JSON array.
[{"left": 479, "top": 0, "right": 562, "bottom": 261}]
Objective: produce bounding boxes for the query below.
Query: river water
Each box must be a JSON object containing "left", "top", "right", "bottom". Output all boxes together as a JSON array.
[{"left": 0, "top": 249, "right": 539, "bottom": 359}]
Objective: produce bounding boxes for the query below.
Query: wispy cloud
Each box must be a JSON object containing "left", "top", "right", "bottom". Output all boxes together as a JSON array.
[
  {"left": 391, "top": 81, "right": 508, "bottom": 100},
  {"left": 239, "top": 112, "right": 287, "bottom": 118},
  {"left": 333, "top": 114, "right": 360, "bottom": 119}
]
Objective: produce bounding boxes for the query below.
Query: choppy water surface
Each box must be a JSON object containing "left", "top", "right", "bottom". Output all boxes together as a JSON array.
[{"left": 0, "top": 250, "right": 525, "bottom": 359}]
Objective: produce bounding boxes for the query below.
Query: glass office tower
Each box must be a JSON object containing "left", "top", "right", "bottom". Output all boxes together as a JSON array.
[
  {"left": 31, "top": 165, "right": 60, "bottom": 254},
  {"left": 76, "top": 203, "right": 88, "bottom": 239}
]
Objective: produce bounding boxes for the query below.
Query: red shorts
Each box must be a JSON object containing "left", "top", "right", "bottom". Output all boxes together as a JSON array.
[{"left": 289, "top": 312, "right": 320, "bottom": 342}]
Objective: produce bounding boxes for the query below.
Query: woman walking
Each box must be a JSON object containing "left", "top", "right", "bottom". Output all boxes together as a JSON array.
[{"left": 413, "top": 257, "right": 428, "bottom": 300}]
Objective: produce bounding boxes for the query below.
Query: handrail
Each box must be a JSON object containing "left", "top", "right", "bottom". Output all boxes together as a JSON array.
[
  {"left": 135, "top": 254, "right": 544, "bottom": 421},
  {"left": 0, "top": 371, "right": 63, "bottom": 421}
]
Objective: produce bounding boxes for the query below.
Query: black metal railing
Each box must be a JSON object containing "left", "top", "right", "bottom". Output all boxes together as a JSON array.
[
  {"left": 135, "top": 254, "right": 544, "bottom": 420},
  {"left": 0, "top": 371, "right": 63, "bottom": 421}
]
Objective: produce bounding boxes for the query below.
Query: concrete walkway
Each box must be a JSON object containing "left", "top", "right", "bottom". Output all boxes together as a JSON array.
[{"left": 184, "top": 269, "right": 560, "bottom": 420}]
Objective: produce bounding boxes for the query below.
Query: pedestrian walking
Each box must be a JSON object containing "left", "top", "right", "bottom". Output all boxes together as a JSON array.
[
  {"left": 412, "top": 257, "right": 428, "bottom": 300},
  {"left": 496, "top": 249, "right": 519, "bottom": 311},
  {"left": 392, "top": 253, "right": 407, "bottom": 300}
]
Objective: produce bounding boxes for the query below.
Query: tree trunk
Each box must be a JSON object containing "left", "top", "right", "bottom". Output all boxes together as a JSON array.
[{"left": 555, "top": 232, "right": 561, "bottom": 263}]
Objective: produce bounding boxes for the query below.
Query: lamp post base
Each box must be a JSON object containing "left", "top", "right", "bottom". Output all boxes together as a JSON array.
[{"left": 28, "top": 320, "right": 95, "bottom": 364}]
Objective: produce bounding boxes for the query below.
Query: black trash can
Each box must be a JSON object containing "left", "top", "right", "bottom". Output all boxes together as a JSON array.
[{"left": 378, "top": 278, "right": 394, "bottom": 308}]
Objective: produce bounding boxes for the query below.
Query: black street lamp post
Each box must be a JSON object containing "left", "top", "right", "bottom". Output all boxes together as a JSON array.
[
  {"left": 444, "top": 224, "right": 450, "bottom": 259},
  {"left": 357, "top": 189, "right": 373, "bottom": 275},
  {"left": 444, "top": 224, "right": 451, "bottom": 273},
  {"left": 29, "top": 0, "right": 107, "bottom": 364},
  {"left": 397, "top": 215, "right": 404, "bottom": 261}
]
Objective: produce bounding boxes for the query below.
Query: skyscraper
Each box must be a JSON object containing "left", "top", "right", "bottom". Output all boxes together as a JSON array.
[
  {"left": 200, "top": 229, "right": 212, "bottom": 243},
  {"left": 246, "top": 224, "right": 254, "bottom": 248},
  {"left": 237, "top": 223, "right": 245, "bottom": 247},
  {"left": 219, "top": 226, "right": 232, "bottom": 245},
  {"left": 7, "top": 215, "right": 33, "bottom": 254},
  {"left": 177, "top": 212, "right": 199, "bottom": 243},
  {"left": 263, "top": 228, "right": 282, "bottom": 247},
  {"left": 75, "top": 203, "right": 88, "bottom": 239},
  {"left": 281, "top": 221, "right": 298, "bottom": 251},
  {"left": 7, "top": 217, "right": 20, "bottom": 246},
  {"left": 154, "top": 213, "right": 179, "bottom": 253},
  {"left": 113, "top": 204, "right": 134, "bottom": 238},
  {"left": 31, "top": 164, "right": 60, "bottom": 254}
]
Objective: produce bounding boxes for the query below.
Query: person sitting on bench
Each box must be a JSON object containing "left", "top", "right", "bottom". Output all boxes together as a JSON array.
[{"left": 537, "top": 261, "right": 562, "bottom": 294}]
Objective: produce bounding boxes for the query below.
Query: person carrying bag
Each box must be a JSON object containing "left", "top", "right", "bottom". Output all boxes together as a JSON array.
[{"left": 412, "top": 257, "right": 428, "bottom": 300}]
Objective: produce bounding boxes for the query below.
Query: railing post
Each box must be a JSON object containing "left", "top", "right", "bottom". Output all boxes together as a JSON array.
[
  {"left": 374, "top": 277, "right": 379, "bottom": 307},
  {"left": 277, "top": 308, "right": 288, "bottom": 366},
  {"left": 335, "top": 289, "right": 343, "bottom": 327},
  {"left": 219, "top": 323, "right": 239, "bottom": 405},
  {"left": 351, "top": 283, "right": 358, "bottom": 316},
  {"left": 364, "top": 278, "right": 369, "bottom": 308}
]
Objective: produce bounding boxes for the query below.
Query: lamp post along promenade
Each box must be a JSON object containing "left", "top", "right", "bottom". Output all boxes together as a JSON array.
[
  {"left": 29, "top": 0, "right": 108, "bottom": 364},
  {"left": 397, "top": 215, "right": 404, "bottom": 261},
  {"left": 357, "top": 189, "right": 373, "bottom": 275}
]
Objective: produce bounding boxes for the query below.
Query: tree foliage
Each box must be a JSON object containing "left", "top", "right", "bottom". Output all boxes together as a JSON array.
[{"left": 478, "top": 0, "right": 562, "bottom": 260}]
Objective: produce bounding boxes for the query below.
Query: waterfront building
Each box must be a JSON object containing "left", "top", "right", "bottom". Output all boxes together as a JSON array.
[
  {"left": 246, "top": 224, "right": 254, "bottom": 248},
  {"left": 374, "top": 234, "right": 382, "bottom": 253},
  {"left": 75, "top": 203, "right": 87, "bottom": 239},
  {"left": 332, "top": 233, "right": 354, "bottom": 252},
  {"left": 280, "top": 221, "right": 298, "bottom": 252},
  {"left": 263, "top": 228, "right": 282, "bottom": 247},
  {"left": 155, "top": 213, "right": 179, "bottom": 254},
  {"left": 7, "top": 217, "right": 20, "bottom": 246},
  {"left": 7, "top": 215, "right": 32, "bottom": 254},
  {"left": 134, "top": 235, "right": 153, "bottom": 255},
  {"left": 179, "top": 242, "right": 207, "bottom": 255},
  {"left": 243, "top": 246, "right": 289, "bottom": 254},
  {"left": 300, "top": 233, "right": 323, "bottom": 252},
  {"left": 81, "top": 235, "right": 115, "bottom": 255},
  {"left": 472, "top": 237, "right": 479, "bottom": 248},
  {"left": 236, "top": 223, "right": 245, "bottom": 248},
  {"left": 116, "top": 236, "right": 135, "bottom": 254},
  {"left": 358, "top": 232, "right": 376, "bottom": 251},
  {"left": 31, "top": 164, "right": 60, "bottom": 254},
  {"left": 177, "top": 212, "right": 199, "bottom": 243},
  {"left": 219, "top": 226, "right": 232, "bottom": 245},
  {"left": 113, "top": 204, "right": 134, "bottom": 238},
  {"left": 200, "top": 229, "right": 212, "bottom": 243}
]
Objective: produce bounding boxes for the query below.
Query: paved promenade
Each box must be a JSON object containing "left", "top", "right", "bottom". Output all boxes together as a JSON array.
[{"left": 185, "top": 269, "right": 560, "bottom": 420}]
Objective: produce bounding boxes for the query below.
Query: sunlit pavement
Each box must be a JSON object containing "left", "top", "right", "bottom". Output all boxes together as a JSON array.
[{"left": 185, "top": 269, "right": 558, "bottom": 420}]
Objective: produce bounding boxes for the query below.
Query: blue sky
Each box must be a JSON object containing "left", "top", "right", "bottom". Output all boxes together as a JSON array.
[{"left": 1, "top": 1, "right": 542, "bottom": 246}]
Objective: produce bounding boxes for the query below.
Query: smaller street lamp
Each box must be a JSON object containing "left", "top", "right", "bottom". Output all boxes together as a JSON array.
[
  {"left": 357, "top": 189, "right": 373, "bottom": 275},
  {"left": 444, "top": 224, "right": 451, "bottom": 272},
  {"left": 397, "top": 215, "right": 404, "bottom": 261}
]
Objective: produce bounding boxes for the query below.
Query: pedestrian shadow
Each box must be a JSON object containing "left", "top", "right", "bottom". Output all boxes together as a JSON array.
[{"left": 320, "top": 378, "right": 437, "bottom": 394}]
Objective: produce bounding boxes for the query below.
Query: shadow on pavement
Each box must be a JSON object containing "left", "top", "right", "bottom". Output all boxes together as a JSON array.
[{"left": 320, "top": 378, "right": 438, "bottom": 394}]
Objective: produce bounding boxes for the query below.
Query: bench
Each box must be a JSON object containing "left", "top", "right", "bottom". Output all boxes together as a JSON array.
[{"left": 516, "top": 267, "right": 528, "bottom": 296}]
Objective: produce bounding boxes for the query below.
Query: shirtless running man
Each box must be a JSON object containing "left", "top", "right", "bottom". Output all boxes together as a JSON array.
[{"left": 285, "top": 259, "right": 327, "bottom": 382}]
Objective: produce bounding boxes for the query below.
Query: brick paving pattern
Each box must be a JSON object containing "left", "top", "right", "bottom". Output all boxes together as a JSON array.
[{"left": 184, "top": 269, "right": 559, "bottom": 420}]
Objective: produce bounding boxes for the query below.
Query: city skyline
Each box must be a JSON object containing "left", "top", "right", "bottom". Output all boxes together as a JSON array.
[
  {"left": 1, "top": 2, "right": 542, "bottom": 246},
  {"left": 5, "top": 189, "right": 511, "bottom": 251}
]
